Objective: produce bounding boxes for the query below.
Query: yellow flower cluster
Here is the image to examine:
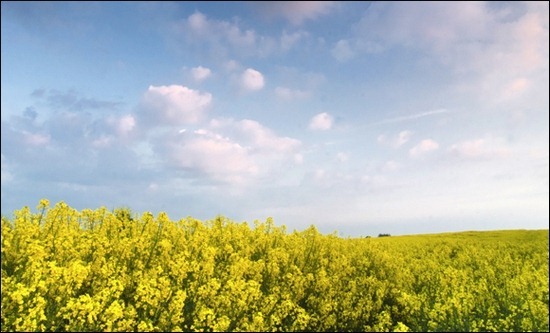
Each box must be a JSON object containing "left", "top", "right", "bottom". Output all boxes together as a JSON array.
[{"left": 1, "top": 200, "right": 548, "bottom": 332}]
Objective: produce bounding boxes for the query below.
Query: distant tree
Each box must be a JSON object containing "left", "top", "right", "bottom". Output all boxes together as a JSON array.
[{"left": 378, "top": 233, "right": 391, "bottom": 237}]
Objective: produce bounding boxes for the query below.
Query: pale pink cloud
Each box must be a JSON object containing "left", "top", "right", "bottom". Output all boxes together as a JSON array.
[
  {"left": 352, "top": 2, "right": 548, "bottom": 107},
  {"left": 23, "top": 132, "right": 50, "bottom": 146},
  {"left": 254, "top": 1, "right": 336, "bottom": 25},
  {"left": 191, "top": 66, "right": 212, "bottom": 82},
  {"left": 114, "top": 114, "right": 136, "bottom": 136},
  {"left": 449, "top": 138, "right": 511, "bottom": 159},
  {"left": 309, "top": 112, "right": 333, "bottom": 130},
  {"left": 409, "top": 139, "right": 439, "bottom": 158}
]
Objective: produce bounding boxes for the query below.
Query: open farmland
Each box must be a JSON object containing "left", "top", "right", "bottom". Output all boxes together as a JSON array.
[{"left": 1, "top": 200, "right": 548, "bottom": 332}]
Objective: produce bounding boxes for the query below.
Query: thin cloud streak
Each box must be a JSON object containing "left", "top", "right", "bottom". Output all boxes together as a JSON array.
[{"left": 373, "top": 109, "right": 451, "bottom": 126}]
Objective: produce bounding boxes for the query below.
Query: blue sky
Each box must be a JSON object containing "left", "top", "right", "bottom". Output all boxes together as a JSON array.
[{"left": 1, "top": 1, "right": 548, "bottom": 236}]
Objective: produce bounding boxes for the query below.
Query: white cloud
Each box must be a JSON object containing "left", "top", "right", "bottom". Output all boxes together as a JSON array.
[
  {"left": 188, "top": 11, "right": 208, "bottom": 32},
  {"left": 191, "top": 66, "right": 212, "bottom": 81},
  {"left": 240, "top": 68, "right": 265, "bottom": 91},
  {"left": 409, "top": 139, "right": 439, "bottom": 158},
  {"left": 169, "top": 129, "right": 258, "bottom": 184},
  {"left": 210, "top": 118, "right": 301, "bottom": 155},
  {"left": 88, "top": 114, "right": 137, "bottom": 149},
  {"left": 236, "top": 119, "right": 300, "bottom": 153},
  {"left": 309, "top": 112, "right": 334, "bottom": 130},
  {"left": 158, "top": 118, "right": 301, "bottom": 186},
  {"left": 141, "top": 85, "right": 212, "bottom": 125}
]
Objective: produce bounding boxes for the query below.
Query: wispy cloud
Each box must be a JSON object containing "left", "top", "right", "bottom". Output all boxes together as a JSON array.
[
  {"left": 449, "top": 137, "right": 511, "bottom": 160},
  {"left": 374, "top": 109, "right": 450, "bottom": 126},
  {"left": 252, "top": 1, "right": 336, "bottom": 25},
  {"left": 377, "top": 130, "right": 413, "bottom": 148},
  {"left": 173, "top": 10, "right": 313, "bottom": 60},
  {"left": 332, "top": 39, "right": 355, "bottom": 62},
  {"left": 351, "top": 2, "right": 549, "bottom": 109},
  {"left": 32, "top": 89, "right": 123, "bottom": 112},
  {"left": 274, "top": 86, "right": 310, "bottom": 100}
]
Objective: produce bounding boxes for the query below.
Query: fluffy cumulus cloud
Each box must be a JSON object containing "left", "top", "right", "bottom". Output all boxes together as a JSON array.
[
  {"left": 240, "top": 68, "right": 265, "bottom": 92},
  {"left": 1, "top": 79, "right": 304, "bottom": 200},
  {"left": 93, "top": 114, "right": 137, "bottom": 148},
  {"left": 107, "top": 114, "right": 136, "bottom": 137},
  {"left": 309, "top": 112, "right": 334, "bottom": 130},
  {"left": 237, "top": 119, "right": 300, "bottom": 153},
  {"left": 191, "top": 66, "right": 212, "bottom": 81},
  {"left": 409, "top": 139, "right": 439, "bottom": 158},
  {"left": 141, "top": 85, "right": 212, "bottom": 126},
  {"left": 167, "top": 129, "right": 259, "bottom": 184},
  {"left": 155, "top": 118, "right": 301, "bottom": 185}
]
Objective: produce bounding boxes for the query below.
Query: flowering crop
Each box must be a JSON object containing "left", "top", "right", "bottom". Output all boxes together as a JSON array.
[{"left": 1, "top": 200, "right": 548, "bottom": 332}]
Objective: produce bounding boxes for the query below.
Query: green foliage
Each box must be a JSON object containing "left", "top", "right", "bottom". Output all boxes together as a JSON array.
[{"left": 1, "top": 200, "right": 549, "bottom": 332}]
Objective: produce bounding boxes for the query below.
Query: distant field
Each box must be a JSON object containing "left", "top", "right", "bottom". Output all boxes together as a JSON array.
[{"left": 2, "top": 200, "right": 548, "bottom": 332}]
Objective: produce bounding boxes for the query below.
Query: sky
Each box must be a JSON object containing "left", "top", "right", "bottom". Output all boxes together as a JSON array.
[{"left": 1, "top": 1, "right": 548, "bottom": 237}]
